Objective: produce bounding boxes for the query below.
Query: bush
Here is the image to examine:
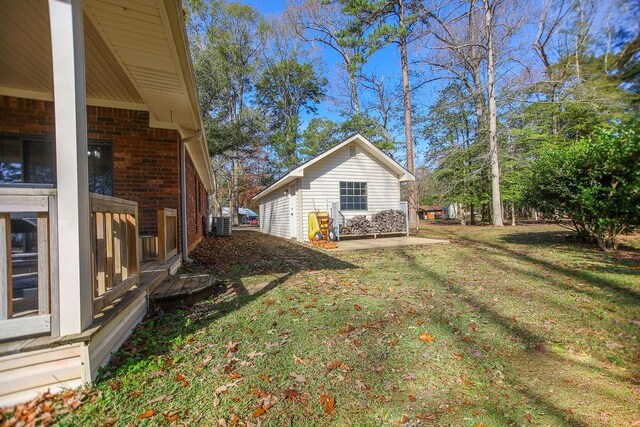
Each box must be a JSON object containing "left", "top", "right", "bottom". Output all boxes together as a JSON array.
[{"left": 523, "top": 122, "right": 640, "bottom": 250}]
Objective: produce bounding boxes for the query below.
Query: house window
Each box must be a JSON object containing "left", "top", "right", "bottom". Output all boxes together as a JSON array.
[
  {"left": 0, "top": 136, "right": 55, "bottom": 184},
  {"left": 340, "top": 181, "right": 367, "bottom": 210},
  {"left": 349, "top": 145, "right": 356, "bottom": 157},
  {"left": 87, "top": 142, "right": 113, "bottom": 196},
  {"left": 0, "top": 134, "right": 113, "bottom": 195}
]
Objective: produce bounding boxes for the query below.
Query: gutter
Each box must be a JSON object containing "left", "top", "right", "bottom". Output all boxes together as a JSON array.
[{"left": 180, "top": 130, "right": 202, "bottom": 263}]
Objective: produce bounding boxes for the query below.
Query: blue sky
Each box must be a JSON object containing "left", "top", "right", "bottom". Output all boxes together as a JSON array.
[{"left": 241, "top": 0, "right": 409, "bottom": 144}]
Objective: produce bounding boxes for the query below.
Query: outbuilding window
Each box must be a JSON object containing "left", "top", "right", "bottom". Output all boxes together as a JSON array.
[{"left": 339, "top": 181, "right": 367, "bottom": 211}]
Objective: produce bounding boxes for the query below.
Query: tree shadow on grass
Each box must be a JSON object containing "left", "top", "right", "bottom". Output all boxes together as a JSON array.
[
  {"left": 105, "top": 231, "right": 357, "bottom": 375},
  {"left": 393, "top": 246, "right": 637, "bottom": 426},
  {"left": 446, "top": 232, "right": 640, "bottom": 305}
]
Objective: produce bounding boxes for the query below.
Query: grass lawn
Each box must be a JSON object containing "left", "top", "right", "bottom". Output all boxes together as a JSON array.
[{"left": 37, "top": 225, "right": 640, "bottom": 425}]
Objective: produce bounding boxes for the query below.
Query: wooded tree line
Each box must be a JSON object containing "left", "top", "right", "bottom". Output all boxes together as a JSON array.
[{"left": 185, "top": 0, "right": 639, "bottom": 246}]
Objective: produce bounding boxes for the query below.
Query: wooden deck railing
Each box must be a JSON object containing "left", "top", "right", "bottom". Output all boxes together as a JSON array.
[
  {"left": 0, "top": 188, "right": 58, "bottom": 340},
  {"left": 90, "top": 193, "right": 139, "bottom": 313},
  {"left": 157, "top": 208, "right": 178, "bottom": 262}
]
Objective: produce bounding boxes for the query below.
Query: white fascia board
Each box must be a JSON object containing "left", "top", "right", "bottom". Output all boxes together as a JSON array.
[{"left": 253, "top": 171, "right": 303, "bottom": 201}]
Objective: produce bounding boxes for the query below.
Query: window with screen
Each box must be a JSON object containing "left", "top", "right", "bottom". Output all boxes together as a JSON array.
[
  {"left": 340, "top": 181, "right": 367, "bottom": 210},
  {"left": 1, "top": 134, "right": 113, "bottom": 195}
]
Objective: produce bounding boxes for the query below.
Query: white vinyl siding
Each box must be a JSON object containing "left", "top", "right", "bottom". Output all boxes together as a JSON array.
[
  {"left": 259, "top": 187, "right": 290, "bottom": 238},
  {"left": 300, "top": 145, "right": 401, "bottom": 241}
]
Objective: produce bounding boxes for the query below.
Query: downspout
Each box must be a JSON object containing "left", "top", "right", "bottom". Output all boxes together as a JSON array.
[{"left": 180, "top": 130, "right": 202, "bottom": 263}]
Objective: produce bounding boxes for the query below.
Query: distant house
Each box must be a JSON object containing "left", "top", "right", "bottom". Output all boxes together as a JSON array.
[
  {"left": 419, "top": 205, "right": 444, "bottom": 220},
  {"left": 253, "top": 134, "right": 415, "bottom": 241},
  {"left": 0, "top": 0, "right": 212, "bottom": 406},
  {"left": 418, "top": 204, "right": 458, "bottom": 220}
]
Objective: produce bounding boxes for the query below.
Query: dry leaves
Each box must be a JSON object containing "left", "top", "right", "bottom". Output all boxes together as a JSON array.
[
  {"left": 283, "top": 389, "right": 307, "bottom": 403},
  {"left": 252, "top": 395, "right": 277, "bottom": 418},
  {"left": 175, "top": 373, "right": 190, "bottom": 387},
  {"left": 419, "top": 333, "right": 434, "bottom": 343},
  {"left": 138, "top": 409, "right": 155, "bottom": 419},
  {"left": 319, "top": 394, "right": 336, "bottom": 415},
  {"left": 148, "top": 395, "right": 173, "bottom": 405},
  {"left": 290, "top": 372, "right": 307, "bottom": 384},
  {"left": 225, "top": 340, "right": 240, "bottom": 357}
]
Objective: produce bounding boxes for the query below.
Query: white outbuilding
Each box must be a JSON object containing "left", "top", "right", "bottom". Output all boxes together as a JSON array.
[{"left": 253, "top": 134, "right": 415, "bottom": 241}]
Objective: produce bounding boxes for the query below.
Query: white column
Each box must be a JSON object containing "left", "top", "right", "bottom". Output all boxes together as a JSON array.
[{"left": 49, "top": 0, "right": 93, "bottom": 334}]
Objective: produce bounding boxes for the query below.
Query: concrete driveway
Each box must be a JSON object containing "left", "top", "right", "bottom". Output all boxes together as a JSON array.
[{"left": 330, "top": 236, "right": 448, "bottom": 251}]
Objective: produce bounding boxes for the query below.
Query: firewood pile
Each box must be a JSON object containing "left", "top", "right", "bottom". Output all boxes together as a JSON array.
[
  {"left": 372, "top": 209, "right": 406, "bottom": 233},
  {"left": 339, "top": 215, "right": 373, "bottom": 235},
  {"left": 340, "top": 210, "right": 406, "bottom": 235}
]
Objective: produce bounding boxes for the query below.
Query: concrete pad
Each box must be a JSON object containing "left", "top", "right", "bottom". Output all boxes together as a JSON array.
[{"left": 330, "top": 236, "right": 448, "bottom": 251}]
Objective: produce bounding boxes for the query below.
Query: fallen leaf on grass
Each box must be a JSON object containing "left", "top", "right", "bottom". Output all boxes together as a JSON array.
[
  {"left": 293, "top": 354, "right": 307, "bottom": 365},
  {"left": 247, "top": 350, "right": 265, "bottom": 359},
  {"left": 253, "top": 396, "right": 277, "bottom": 418},
  {"left": 327, "top": 360, "right": 350, "bottom": 371},
  {"left": 224, "top": 341, "right": 240, "bottom": 356},
  {"left": 251, "top": 388, "right": 268, "bottom": 398},
  {"left": 128, "top": 390, "right": 142, "bottom": 398},
  {"left": 283, "top": 389, "right": 307, "bottom": 403},
  {"left": 390, "top": 339, "right": 399, "bottom": 347},
  {"left": 338, "top": 324, "right": 355, "bottom": 334},
  {"left": 290, "top": 372, "right": 307, "bottom": 383},
  {"left": 354, "top": 304, "right": 362, "bottom": 311},
  {"left": 138, "top": 409, "right": 155, "bottom": 419},
  {"left": 320, "top": 394, "right": 336, "bottom": 415},
  {"left": 355, "top": 379, "right": 370, "bottom": 391},
  {"left": 452, "top": 353, "right": 464, "bottom": 360},
  {"left": 215, "top": 378, "right": 243, "bottom": 395},
  {"left": 175, "top": 373, "right": 189, "bottom": 387},
  {"left": 227, "top": 413, "right": 240, "bottom": 426},
  {"left": 223, "top": 358, "right": 238, "bottom": 373},
  {"left": 392, "top": 416, "right": 410, "bottom": 425},
  {"left": 148, "top": 395, "right": 172, "bottom": 405},
  {"left": 163, "top": 410, "right": 181, "bottom": 421},
  {"left": 408, "top": 394, "right": 417, "bottom": 402},
  {"left": 419, "top": 333, "right": 434, "bottom": 343}
]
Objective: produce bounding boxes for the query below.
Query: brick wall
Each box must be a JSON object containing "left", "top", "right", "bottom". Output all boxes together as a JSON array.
[
  {"left": 0, "top": 95, "right": 208, "bottom": 254},
  {"left": 185, "top": 152, "right": 208, "bottom": 249}
]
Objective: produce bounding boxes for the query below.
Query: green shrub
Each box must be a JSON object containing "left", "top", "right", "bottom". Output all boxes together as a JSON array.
[{"left": 523, "top": 122, "right": 640, "bottom": 250}]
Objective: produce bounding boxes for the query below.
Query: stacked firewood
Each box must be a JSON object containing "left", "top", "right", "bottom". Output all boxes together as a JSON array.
[
  {"left": 340, "top": 215, "right": 373, "bottom": 235},
  {"left": 340, "top": 210, "right": 405, "bottom": 235},
  {"left": 372, "top": 209, "right": 406, "bottom": 233}
]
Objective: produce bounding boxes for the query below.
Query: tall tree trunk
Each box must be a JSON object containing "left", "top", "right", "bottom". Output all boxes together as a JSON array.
[
  {"left": 230, "top": 158, "right": 239, "bottom": 226},
  {"left": 348, "top": 66, "right": 360, "bottom": 114},
  {"left": 511, "top": 203, "right": 516, "bottom": 226},
  {"left": 211, "top": 161, "right": 222, "bottom": 217},
  {"left": 483, "top": 0, "right": 504, "bottom": 226},
  {"left": 459, "top": 203, "right": 466, "bottom": 226},
  {"left": 470, "top": 204, "right": 475, "bottom": 225},
  {"left": 399, "top": 2, "right": 418, "bottom": 231},
  {"left": 469, "top": 3, "right": 486, "bottom": 137}
]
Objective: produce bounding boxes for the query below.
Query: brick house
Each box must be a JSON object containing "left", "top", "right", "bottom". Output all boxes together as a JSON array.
[{"left": 0, "top": 0, "right": 213, "bottom": 405}]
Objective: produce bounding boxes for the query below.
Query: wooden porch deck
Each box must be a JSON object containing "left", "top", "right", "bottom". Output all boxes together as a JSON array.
[
  {"left": 149, "top": 273, "right": 220, "bottom": 308},
  {"left": 0, "top": 254, "right": 181, "bottom": 357}
]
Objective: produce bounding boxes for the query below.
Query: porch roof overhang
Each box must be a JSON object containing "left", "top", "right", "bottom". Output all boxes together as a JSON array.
[
  {"left": 0, "top": 0, "right": 213, "bottom": 192},
  {"left": 252, "top": 134, "right": 415, "bottom": 201}
]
